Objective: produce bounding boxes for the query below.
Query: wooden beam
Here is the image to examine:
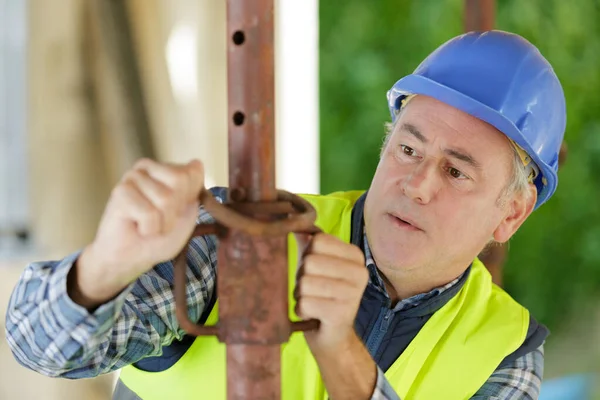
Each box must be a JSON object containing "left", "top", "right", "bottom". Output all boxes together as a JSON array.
[
  {"left": 28, "top": 0, "right": 110, "bottom": 254},
  {"left": 86, "top": 0, "right": 156, "bottom": 184}
]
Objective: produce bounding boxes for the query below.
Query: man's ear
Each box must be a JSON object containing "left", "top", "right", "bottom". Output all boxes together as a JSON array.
[{"left": 493, "top": 184, "right": 537, "bottom": 243}]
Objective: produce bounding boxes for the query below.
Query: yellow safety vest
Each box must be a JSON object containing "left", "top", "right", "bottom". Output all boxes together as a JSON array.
[{"left": 120, "top": 191, "right": 529, "bottom": 399}]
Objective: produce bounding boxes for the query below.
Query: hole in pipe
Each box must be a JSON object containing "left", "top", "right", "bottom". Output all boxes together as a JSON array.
[
  {"left": 232, "top": 31, "right": 245, "bottom": 45},
  {"left": 233, "top": 112, "right": 245, "bottom": 126}
]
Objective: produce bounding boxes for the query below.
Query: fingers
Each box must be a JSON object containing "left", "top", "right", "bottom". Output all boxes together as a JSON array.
[
  {"left": 295, "top": 275, "right": 358, "bottom": 300},
  {"left": 294, "top": 234, "right": 369, "bottom": 327},
  {"left": 295, "top": 296, "right": 340, "bottom": 322},
  {"left": 134, "top": 158, "right": 204, "bottom": 204},
  {"left": 125, "top": 169, "right": 179, "bottom": 232},
  {"left": 294, "top": 275, "right": 367, "bottom": 324},
  {"left": 309, "top": 233, "right": 365, "bottom": 264},
  {"left": 112, "top": 158, "right": 204, "bottom": 237},
  {"left": 296, "top": 233, "right": 368, "bottom": 295},
  {"left": 301, "top": 253, "right": 368, "bottom": 284},
  {"left": 112, "top": 180, "right": 162, "bottom": 236}
]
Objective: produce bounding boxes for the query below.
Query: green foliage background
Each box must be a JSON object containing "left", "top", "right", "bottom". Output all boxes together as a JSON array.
[{"left": 319, "top": 0, "right": 600, "bottom": 333}]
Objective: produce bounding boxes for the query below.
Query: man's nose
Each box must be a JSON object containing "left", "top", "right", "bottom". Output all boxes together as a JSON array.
[{"left": 401, "top": 160, "right": 440, "bottom": 205}]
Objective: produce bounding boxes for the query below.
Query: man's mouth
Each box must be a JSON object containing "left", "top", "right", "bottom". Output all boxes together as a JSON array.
[{"left": 388, "top": 213, "right": 423, "bottom": 232}]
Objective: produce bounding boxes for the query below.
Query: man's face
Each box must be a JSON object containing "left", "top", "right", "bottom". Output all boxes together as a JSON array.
[{"left": 364, "top": 95, "right": 529, "bottom": 281}]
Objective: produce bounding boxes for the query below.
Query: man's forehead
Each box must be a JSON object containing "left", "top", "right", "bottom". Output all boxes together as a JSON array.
[
  {"left": 394, "top": 96, "right": 514, "bottom": 168},
  {"left": 397, "top": 95, "right": 511, "bottom": 149},
  {"left": 394, "top": 122, "right": 483, "bottom": 170}
]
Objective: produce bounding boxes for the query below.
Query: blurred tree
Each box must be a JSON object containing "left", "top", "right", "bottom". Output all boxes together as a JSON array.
[{"left": 319, "top": 0, "right": 600, "bottom": 332}]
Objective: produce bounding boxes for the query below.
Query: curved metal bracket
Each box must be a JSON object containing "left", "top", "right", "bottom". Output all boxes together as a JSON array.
[{"left": 173, "top": 188, "right": 320, "bottom": 337}]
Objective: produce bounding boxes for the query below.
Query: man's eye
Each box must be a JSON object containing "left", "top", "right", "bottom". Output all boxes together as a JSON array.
[
  {"left": 401, "top": 145, "right": 417, "bottom": 157},
  {"left": 448, "top": 167, "right": 466, "bottom": 179}
]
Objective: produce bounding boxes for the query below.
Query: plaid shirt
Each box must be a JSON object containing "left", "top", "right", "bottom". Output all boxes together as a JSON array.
[{"left": 5, "top": 204, "right": 543, "bottom": 399}]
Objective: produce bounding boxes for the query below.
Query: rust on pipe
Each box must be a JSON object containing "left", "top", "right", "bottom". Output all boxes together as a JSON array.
[
  {"left": 225, "top": 0, "right": 282, "bottom": 395},
  {"left": 173, "top": 0, "right": 319, "bottom": 398},
  {"left": 464, "top": 0, "right": 495, "bottom": 32},
  {"left": 174, "top": 189, "right": 320, "bottom": 339}
]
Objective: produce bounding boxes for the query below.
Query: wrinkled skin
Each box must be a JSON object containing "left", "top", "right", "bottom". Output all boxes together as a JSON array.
[{"left": 364, "top": 95, "right": 537, "bottom": 300}]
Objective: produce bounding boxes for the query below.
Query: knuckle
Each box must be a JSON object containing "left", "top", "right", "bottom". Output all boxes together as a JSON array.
[
  {"left": 119, "top": 169, "right": 136, "bottom": 185},
  {"left": 133, "top": 157, "right": 153, "bottom": 170},
  {"left": 302, "top": 254, "right": 320, "bottom": 273},
  {"left": 311, "top": 232, "right": 329, "bottom": 249},
  {"left": 297, "top": 297, "right": 314, "bottom": 318},
  {"left": 298, "top": 275, "right": 317, "bottom": 294},
  {"left": 153, "top": 188, "right": 174, "bottom": 210},
  {"left": 122, "top": 168, "right": 147, "bottom": 188},
  {"left": 154, "top": 198, "right": 171, "bottom": 215},
  {"left": 112, "top": 180, "right": 133, "bottom": 200},
  {"left": 312, "top": 232, "right": 325, "bottom": 244},
  {"left": 128, "top": 168, "right": 145, "bottom": 182},
  {"left": 295, "top": 297, "right": 304, "bottom": 314},
  {"left": 295, "top": 300, "right": 307, "bottom": 318},
  {"left": 352, "top": 246, "right": 365, "bottom": 263},
  {"left": 111, "top": 183, "right": 125, "bottom": 199},
  {"left": 303, "top": 253, "right": 316, "bottom": 265}
]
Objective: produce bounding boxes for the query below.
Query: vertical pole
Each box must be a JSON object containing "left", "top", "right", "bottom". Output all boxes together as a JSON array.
[
  {"left": 88, "top": 0, "right": 157, "bottom": 183},
  {"left": 464, "top": 1, "right": 568, "bottom": 287},
  {"left": 464, "top": 0, "right": 503, "bottom": 284},
  {"left": 464, "top": 0, "right": 495, "bottom": 32},
  {"left": 222, "top": 0, "right": 286, "bottom": 398}
]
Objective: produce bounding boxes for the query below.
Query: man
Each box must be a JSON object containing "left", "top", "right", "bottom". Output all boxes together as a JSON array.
[{"left": 5, "top": 30, "right": 565, "bottom": 399}]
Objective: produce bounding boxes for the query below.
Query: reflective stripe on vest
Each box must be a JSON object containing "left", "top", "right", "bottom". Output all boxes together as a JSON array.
[{"left": 119, "top": 191, "right": 529, "bottom": 400}]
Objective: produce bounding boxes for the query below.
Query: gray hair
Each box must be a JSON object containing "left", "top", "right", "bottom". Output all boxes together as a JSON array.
[{"left": 499, "top": 148, "right": 535, "bottom": 205}]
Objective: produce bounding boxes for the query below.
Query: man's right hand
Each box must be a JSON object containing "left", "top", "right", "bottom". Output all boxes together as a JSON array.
[{"left": 68, "top": 158, "right": 205, "bottom": 309}]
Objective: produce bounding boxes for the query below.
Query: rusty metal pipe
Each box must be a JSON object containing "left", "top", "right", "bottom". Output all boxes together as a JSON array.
[
  {"left": 173, "top": 190, "right": 320, "bottom": 336},
  {"left": 464, "top": 0, "right": 495, "bottom": 32},
  {"left": 225, "top": 1, "right": 282, "bottom": 395},
  {"left": 463, "top": 0, "right": 570, "bottom": 288},
  {"left": 173, "top": 0, "right": 319, "bottom": 398},
  {"left": 225, "top": 1, "right": 286, "bottom": 394}
]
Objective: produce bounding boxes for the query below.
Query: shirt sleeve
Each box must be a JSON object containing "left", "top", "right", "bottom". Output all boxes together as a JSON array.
[
  {"left": 471, "top": 345, "right": 544, "bottom": 400},
  {"left": 371, "top": 365, "right": 402, "bottom": 400},
  {"left": 4, "top": 207, "right": 218, "bottom": 379}
]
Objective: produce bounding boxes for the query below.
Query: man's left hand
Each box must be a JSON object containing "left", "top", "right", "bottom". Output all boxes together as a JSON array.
[{"left": 295, "top": 233, "right": 369, "bottom": 356}]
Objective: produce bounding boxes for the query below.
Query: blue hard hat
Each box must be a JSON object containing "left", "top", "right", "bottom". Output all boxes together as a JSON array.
[{"left": 387, "top": 30, "right": 566, "bottom": 209}]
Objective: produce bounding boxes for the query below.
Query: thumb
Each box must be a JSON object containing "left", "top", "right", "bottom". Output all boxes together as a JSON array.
[{"left": 183, "top": 159, "right": 205, "bottom": 202}]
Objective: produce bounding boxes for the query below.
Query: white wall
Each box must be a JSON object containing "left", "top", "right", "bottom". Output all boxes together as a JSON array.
[
  {"left": 275, "top": 0, "right": 320, "bottom": 194},
  {"left": 163, "top": 0, "right": 320, "bottom": 194}
]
